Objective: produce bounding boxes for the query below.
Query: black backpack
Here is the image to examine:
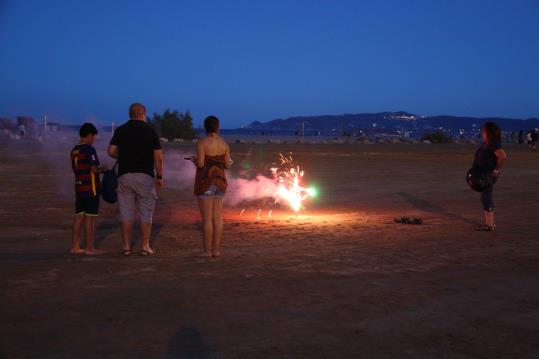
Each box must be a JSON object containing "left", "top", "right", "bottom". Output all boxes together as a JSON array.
[
  {"left": 466, "top": 167, "right": 494, "bottom": 192},
  {"left": 102, "top": 162, "right": 118, "bottom": 203}
]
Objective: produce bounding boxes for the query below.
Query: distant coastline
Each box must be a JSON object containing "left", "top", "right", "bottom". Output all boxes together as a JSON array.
[{"left": 2, "top": 111, "right": 538, "bottom": 143}]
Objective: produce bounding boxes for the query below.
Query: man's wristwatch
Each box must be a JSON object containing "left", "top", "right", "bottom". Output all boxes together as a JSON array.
[{"left": 156, "top": 175, "right": 163, "bottom": 180}]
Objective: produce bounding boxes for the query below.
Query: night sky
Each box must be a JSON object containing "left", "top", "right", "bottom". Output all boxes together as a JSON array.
[{"left": 1, "top": 0, "right": 538, "bottom": 128}]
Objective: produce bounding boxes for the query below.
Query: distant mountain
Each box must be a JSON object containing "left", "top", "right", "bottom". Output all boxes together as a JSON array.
[{"left": 245, "top": 111, "right": 539, "bottom": 134}]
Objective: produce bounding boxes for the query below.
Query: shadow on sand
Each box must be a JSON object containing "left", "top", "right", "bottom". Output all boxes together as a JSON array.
[
  {"left": 397, "top": 192, "right": 475, "bottom": 224},
  {"left": 94, "top": 221, "right": 164, "bottom": 249},
  {"left": 167, "top": 327, "right": 211, "bottom": 359},
  {"left": 0, "top": 252, "right": 74, "bottom": 263},
  {"left": 95, "top": 220, "right": 118, "bottom": 247}
]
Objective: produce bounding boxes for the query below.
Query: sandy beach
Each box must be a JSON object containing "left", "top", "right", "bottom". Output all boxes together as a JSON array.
[{"left": 1, "top": 141, "right": 538, "bottom": 358}]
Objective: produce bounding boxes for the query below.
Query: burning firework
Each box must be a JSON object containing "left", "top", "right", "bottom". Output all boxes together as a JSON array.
[
  {"left": 270, "top": 153, "right": 317, "bottom": 212},
  {"left": 229, "top": 153, "right": 317, "bottom": 219}
]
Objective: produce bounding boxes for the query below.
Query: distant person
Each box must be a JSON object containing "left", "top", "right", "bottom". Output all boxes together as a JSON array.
[
  {"left": 526, "top": 131, "right": 534, "bottom": 150},
  {"left": 518, "top": 130, "right": 524, "bottom": 144},
  {"left": 70, "top": 123, "right": 108, "bottom": 254},
  {"left": 530, "top": 130, "right": 538, "bottom": 151},
  {"left": 108, "top": 103, "right": 164, "bottom": 256},
  {"left": 190, "top": 116, "right": 233, "bottom": 257},
  {"left": 472, "top": 121, "right": 508, "bottom": 231}
]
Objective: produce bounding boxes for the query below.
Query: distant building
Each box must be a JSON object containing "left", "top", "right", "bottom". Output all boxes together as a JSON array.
[
  {"left": 0, "top": 118, "right": 14, "bottom": 130},
  {"left": 17, "top": 116, "right": 37, "bottom": 137},
  {"left": 47, "top": 122, "right": 59, "bottom": 132}
]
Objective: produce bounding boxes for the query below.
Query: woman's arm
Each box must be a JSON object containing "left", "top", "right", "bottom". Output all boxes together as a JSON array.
[
  {"left": 196, "top": 141, "right": 205, "bottom": 168},
  {"left": 493, "top": 148, "right": 508, "bottom": 176},
  {"left": 224, "top": 144, "right": 233, "bottom": 169}
]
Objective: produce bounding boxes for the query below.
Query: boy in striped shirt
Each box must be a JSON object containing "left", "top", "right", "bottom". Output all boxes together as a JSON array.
[{"left": 70, "top": 123, "right": 107, "bottom": 254}]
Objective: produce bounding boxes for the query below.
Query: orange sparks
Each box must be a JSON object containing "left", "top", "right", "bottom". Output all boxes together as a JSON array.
[{"left": 270, "top": 153, "right": 314, "bottom": 213}]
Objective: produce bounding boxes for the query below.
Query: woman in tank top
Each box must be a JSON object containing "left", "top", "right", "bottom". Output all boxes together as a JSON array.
[{"left": 190, "top": 116, "right": 233, "bottom": 257}]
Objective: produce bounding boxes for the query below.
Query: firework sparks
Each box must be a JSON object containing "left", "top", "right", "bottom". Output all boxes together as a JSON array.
[
  {"left": 270, "top": 153, "right": 316, "bottom": 213},
  {"left": 231, "top": 153, "right": 317, "bottom": 220}
]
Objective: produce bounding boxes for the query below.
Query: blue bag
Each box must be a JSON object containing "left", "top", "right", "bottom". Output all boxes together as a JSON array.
[{"left": 102, "top": 161, "right": 118, "bottom": 203}]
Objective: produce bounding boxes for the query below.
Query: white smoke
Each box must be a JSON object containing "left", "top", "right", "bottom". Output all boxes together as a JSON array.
[
  {"left": 162, "top": 148, "right": 277, "bottom": 206},
  {"left": 163, "top": 150, "right": 197, "bottom": 191},
  {"left": 226, "top": 175, "right": 277, "bottom": 206},
  {"left": 1, "top": 132, "right": 278, "bottom": 208}
]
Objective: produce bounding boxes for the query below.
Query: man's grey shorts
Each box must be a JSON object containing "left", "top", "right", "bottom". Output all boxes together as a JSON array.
[{"left": 117, "top": 173, "right": 157, "bottom": 223}]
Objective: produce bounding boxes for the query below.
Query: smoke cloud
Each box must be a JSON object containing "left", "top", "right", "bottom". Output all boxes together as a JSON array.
[
  {"left": 226, "top": 175, "right": 277, "bottom": 206},
  {"left": 1, "top": 133, "right": 277, "bottom": 208},
  {"left": 163, "top": 149, "right": 277, "bottom": 206},
  {"left": 164, "top": 150, "right": 197, "bottom": 191}
]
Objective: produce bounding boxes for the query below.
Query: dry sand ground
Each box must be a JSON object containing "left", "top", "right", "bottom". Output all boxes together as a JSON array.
[{"left": 1, "top": 141, "right": 538, "bottom": 358}]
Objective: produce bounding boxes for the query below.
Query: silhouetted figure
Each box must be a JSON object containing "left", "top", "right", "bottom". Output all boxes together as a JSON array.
[
  {"left": 529, "top": 130, "right": 538, "bottom": 151},
  {"left": 472, "top": 122, "right": 508, "bottom": 231},
  {"left": 108, "top": 103, "right": 164, "bottom": 256},
  {"left": 518, "top": 130, "right": 524, "bottom": 144}
]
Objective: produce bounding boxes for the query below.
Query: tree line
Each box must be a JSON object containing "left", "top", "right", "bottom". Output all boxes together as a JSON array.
[{"left": 148, "top": 109, "right": 198, "bottom": 140}]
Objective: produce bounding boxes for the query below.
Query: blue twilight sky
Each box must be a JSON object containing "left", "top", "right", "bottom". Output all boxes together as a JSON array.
[{"left": 0, "top": 0, "right": 538, "bottom": 128}]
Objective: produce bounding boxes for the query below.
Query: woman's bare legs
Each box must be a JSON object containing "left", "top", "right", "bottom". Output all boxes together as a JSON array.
[
  {"left": 212, "top": 196, "right": 224, "bottom": 257},
  {"left": 198, "top": 197, "right": 214, "bottom": 256}
]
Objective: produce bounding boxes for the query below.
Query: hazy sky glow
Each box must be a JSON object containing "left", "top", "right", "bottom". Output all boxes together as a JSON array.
[{"left": 1, "top": 0, "right": 538, "bottom": 128}]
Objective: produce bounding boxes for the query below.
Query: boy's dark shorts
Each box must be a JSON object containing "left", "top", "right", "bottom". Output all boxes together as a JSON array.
[{"left": 75, "top": 195, "right": 100, "bottom": 216}]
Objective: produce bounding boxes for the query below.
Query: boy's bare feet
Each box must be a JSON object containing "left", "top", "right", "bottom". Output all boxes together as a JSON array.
[
  {"left": 70, "top": 247, "right": 85, "bottom": 254},
  {"left": 85, "top": 248, "right": 106, "bottom": 255},
  {"left": 212, "top": 251, "right": 221, "bottom": 257}
]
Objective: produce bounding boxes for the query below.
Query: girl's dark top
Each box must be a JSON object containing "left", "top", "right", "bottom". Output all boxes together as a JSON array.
[
  {"left": 194, "top": 155, "right": 228, "bottom": 195},
  {"left": 473, "top": 141, "right": 502, "bottom": 174}
]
